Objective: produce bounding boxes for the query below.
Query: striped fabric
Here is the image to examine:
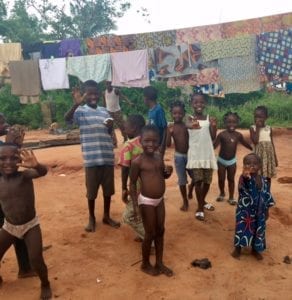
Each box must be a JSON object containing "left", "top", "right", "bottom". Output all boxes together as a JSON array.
[{"left": 74, "top": 104, "right": 114, "bottom": 167}]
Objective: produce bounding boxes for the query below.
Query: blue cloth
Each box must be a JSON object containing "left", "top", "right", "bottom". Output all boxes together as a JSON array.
[
  {"left": 148, "top": 104, "right": 167, "bottom": 145},
  {"left": 59, "top": 39, "right": 82, "bottom": 57},
  {"left": 234, "top": 175, "right": 274, "bottom": 252},
  {"left": 174, "top": 152, "right": 191, "bottom": 186},
  {"left": 41, "top": 42, "right": 61, "bottom": 59},
  {"left": 73, "top": 105, "right": 114, "bottom": 167},
  {"left": 217, "top": 156, "right": 237, "bottom": 167}
]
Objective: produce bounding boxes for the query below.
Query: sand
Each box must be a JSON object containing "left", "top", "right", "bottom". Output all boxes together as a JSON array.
[{"left": 0, "top": 129, "right": 291, "bottom": 300}]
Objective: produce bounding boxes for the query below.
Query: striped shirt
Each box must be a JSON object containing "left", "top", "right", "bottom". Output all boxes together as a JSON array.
[{"left": 74, "top": 104, "right": 114, "bottom": 167}]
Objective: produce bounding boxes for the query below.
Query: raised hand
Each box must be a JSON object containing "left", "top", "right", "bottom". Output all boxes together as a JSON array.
[
  {"left": 17, "top": 149, "right": 38, "bottom": 169},
  {"left": 242, "top": 164, "right": 251, "bottom": 178},
  {"left": 209, "top": 117, "right": 217, "bottom": 127},
  {"left": 167, "top": 122, "right": 174, "bottom": 134},
  {"left": 72, "top": 87, "right": 86, "bottom": 105}
]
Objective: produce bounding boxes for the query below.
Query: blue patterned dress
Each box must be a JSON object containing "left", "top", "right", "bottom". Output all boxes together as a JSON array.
[{"left": 234, "top": 175, "right": 274, "bottom": 252}]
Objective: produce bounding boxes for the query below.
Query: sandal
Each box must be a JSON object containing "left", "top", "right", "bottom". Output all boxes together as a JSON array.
[
  {"left": 195, "top": 211, "right": 205, "bottom": 221},
  {"left": 227, "top": 199, "right": 237, "bottom": 205},
  {"left": 216, "top": 195, "right": 224, "bottom": 202},
  {"left": 203, "top": 203, "right": 215, "bottom": 211}
]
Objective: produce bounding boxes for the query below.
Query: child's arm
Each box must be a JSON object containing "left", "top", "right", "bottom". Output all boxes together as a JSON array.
[
  {"left": 270, "top": 128, "right": 278, "bottom": 167},
  {"left": 166, "top": 124, "right": 173, "bottom": 148},
  {"left": 209, "top": 116, "right": 217, "bottom": 141},
  {"left": 249, "top": 123, "right": 260, "bottom": 145},
  {"left": 129, "top": 160, "right": 140, "bottom": 220},
  {"left": 163, "top": 165, "right": 173, "bottom": 179},
  {"left": 19, "top": 150, "right": 47, "bottom": 179},
  {"left": 121, "top": 166, "right": 130, "bottom": 203},
  {"left": 239, "top": 133, "right": 253, "bottom": 150},
  {"left": 213, "top": 132, "right": 221, "bottom": 149},
  {"left": 64, "top": 87, "right": 86, "bottom": 122},
  {"left": 186, "top": 115, "right": 201, "bottom": 129}
]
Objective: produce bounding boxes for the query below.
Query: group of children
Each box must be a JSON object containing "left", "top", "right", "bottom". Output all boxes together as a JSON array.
[{"left": 0, "top": 81, "right": 277, "bottom": 298}]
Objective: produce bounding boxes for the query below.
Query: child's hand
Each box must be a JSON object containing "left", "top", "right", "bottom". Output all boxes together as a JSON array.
[
  {"left": 167, "top": 122, "right": 174, "bottom": 134},
  {"left": 164, "top": 165, "right": 173, "bottom": 178},
  {"left": 210, "top": 117, "right": 217, "bottom": 127},
  {"left": 188, "top": 115, "right": 201, "bottom": 129},
  {"left": 72, "top": 87, "right": 86, "bottom": 105},
  {"left": 242, "top": 164, "right": 251, "bottom": 178},
  {"left": 122, "top": 189, "right": 129, "bottom": 204},
  {"left": 103, "top": 118, "right": 113, "bottom": 128},
  {"left": 17, "top": 150, "right": 38, "bottom": 169}
]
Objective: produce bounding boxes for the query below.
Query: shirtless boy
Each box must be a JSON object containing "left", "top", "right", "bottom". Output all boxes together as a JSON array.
[
  {"left": 130, "top": 125, "right": 173, "bottom": 277},
  {"left": 0, "top": 145, "right": 51, "bottom": 299},
  {"left": 214, "top": 112, "right": 252, "bottom": 204},
  {"left": 166, "top": 100, "right": 194, "bottom": 211}
]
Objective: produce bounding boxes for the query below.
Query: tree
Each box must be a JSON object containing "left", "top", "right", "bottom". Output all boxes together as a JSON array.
[{"left": 0, "top": 0, "right": 131, "bottom": 42}]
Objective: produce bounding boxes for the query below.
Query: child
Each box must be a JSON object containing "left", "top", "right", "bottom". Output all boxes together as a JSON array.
[
  {"left": 186, "top": 92, "right": 217, "bottom": 221},
  {"left": 214, "top": 112, "right": 252, "bottom": 205},
  {"left": 130, "top": 125, "right": 173, "bottom": 277},
  {"left": 0, "top": 145, "right": 52, "bottom": 299},
  {"left": 65, "top": 80, "right": 120, "bottom": 232},
  {"left": 143, "top": 86, "right": 167, "bottom": 155},
  {"left": 166, "top": 100, "right": 194, "bottom": 211},
  {"left": 250, "top": 106, "right": 278, "bottom": 191},
  {"left": 232, "top": 153, "right": 274, "bottom": 260},
  {"left": 118, "top": 114, "right": 146, "bottom": 241}
]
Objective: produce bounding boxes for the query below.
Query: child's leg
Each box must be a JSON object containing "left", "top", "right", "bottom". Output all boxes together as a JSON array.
[
  {"left": 154, "top": 201, "right": 173, "bottom": 277},
  {"left": 0, "top": 229, "right": 17, "bottom": 284},
  {"left": 14, "top": 239, "right": 35, "bottom": 278},
  {"left": 227, "top": 164, "right": 237, "bottom": 204},
  {"left": 85, "top": 198, "right": 96, "bottom": 232},
  {"left": 140, "top": 205, "right": 159, "bottom": 276},
  {"left": 102, "top": 196, "right": 120, "bottom": 228},
  {"left": 231, "top": 246, "right": 241, "bottom": 259},
  {"left": 24, "top": 226, "right": 52, "bottom": 299},
  {"left": 179, "top": 185, "right": 188, "bottom": 211},
  {"left": 194, "top": 180, "right": 204, "bottom": 211},
  {"left": 217, "top": 163, "right": 226, "bottom": 199}
]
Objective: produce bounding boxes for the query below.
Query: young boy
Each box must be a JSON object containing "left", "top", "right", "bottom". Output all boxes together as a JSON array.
[
  {"left": 130, "top": 125, "right": 173, "bottom": 277},
  {"left": 166, "top": 100, "right": 194, "bottom": 211},
  {"left": 0, "top": 145, "right": 51, "bottom": 299},
  {"left": 214, "top": 112, "right": 252, "bottom": 205},
  {"left": 65, "top": 80, "right": 120, "bottom": 232},
  {"left": 118, "top": 114, "right": 145, "bottom": 241},
  {"left": 143, "top": 86, "right": 167, "bottom": 155}
]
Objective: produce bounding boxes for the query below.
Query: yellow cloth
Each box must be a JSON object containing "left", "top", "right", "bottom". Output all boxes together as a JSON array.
[{"left": 0, "top": 43, "right": 22, "bottom": 76}]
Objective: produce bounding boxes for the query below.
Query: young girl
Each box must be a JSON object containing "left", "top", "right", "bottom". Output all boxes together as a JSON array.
[
  {"left": 130, "top": 125, "right": 173, "bottom": 277},
  {"left": 232, "top": 153, "right": 274, "bottom": 260},
  {"left": 214, "top": 112, "right": 252, "bottom": 205},
  {"left": 186, "top": 92, "right": 217, "bottom": 221},
  {"left": 250, "top": 106, "right": 278, "bottom": 191}
]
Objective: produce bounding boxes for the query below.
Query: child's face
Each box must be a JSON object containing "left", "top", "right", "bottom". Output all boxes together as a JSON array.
[
  {"left": 191, "top": 95, "right": 205, "bottom": 114},
  {"left": 141, "top": 131, "right": 159, "bottom": 154},
  {"left": 124, "top": 121, "right": 136, "bottom": 139},
  {"left": 0, "top": 146, "right": 20, "bottom": 175},
  {"left": 171, "top": 106, "right": 185, "bottom": 123},
  {"left": 225, "top": 115, "right": 238, "bottom": 132},
  {"left": 243, "top": 155, "right": 260, "bottom": 175},
  {"left": 84, "top": 87, "right": 100, "bottom": 109},
  {"left": 254, "top": 110, "right": 267, "bottom": 127}
]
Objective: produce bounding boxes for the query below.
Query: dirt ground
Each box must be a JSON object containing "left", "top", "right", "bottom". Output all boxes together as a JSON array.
[{"left": 0, "top": 129, "right": 291, "bottom": 300}]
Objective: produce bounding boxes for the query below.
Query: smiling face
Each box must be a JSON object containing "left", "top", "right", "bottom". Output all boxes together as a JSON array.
[
  {"left": 254, "top": 109, "right": 267, "bottom": 127},
  {"left": 0, "top": 145, "right": 20, "bottom": 176},
  {"left": 171, "top": 106, "right": 185, "bottom": 123},
  {"left": 243, "top": 154, "right": 261, "bottom": 175},
  {"left": 225, "top": 115, "right": 238, "bottom": 132},
  {"left": 191, "top": 95, "right": 205, "bottom": 115},
  {"left": 141, "top": 130, "right": 159, "bottom": 155},
  {"left": 84, "top": 86, "right": 100, "bottom": 109}
]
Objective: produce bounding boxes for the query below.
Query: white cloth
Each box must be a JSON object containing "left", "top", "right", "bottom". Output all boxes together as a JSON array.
[
  {"left": 111, "top": 49, "right": 149, "bottom": 88},
  {"left": 67, "top": 54, "right": 111, "bottom": 83},
  {"left": 105, "top": 89, "right": 120, "bottom": 112},
  {"left": 252, "top": 125, "right": 271, "bottom": 142},
  {"left": 39, "top": 58, "right": 69, "bottom": 90},
  {"left": 187, "top": 115, "right": 217, "bottom": 170}
]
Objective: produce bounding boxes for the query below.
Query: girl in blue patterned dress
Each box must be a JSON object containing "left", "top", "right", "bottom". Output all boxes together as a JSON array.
[{"left": 232, "top": 153, "right": 274, "bottom": 260}]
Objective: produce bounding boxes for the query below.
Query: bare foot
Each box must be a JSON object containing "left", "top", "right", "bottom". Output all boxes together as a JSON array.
[
  {"left": 85, "top": 217, "right": 96, "bottom": 232},
  {"left": 231, "top": 247, "right": 241, "bottom": 259},
  {"left": 155, "top": 263, "right": 174, "bottom": 277},
  {"left": 102, "top": 217, "right": 120, "bottom": 228},
  {"left": 18, "top": 270, "right": 37, "bottom": 278},
  {"left": 141, "top": 263, "right": 159, "bottom": 276},
  {"left": 180, "top": 204, "right": 189, "bottom": 212},
  {"left": 40, "top": 283, "right": 52, "bottom": 300},
  {"left": 252, "top": 249, "right": 263, "bottom": 260}
]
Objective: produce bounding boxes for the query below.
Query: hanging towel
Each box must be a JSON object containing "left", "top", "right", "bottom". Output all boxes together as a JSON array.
[
  {"left": 67, "top": 54, "right": 111, "bottom": 83},
  {"left": 59, "top": 39, "right": 82, "bottom": 57},
  {"left": 111, "top": 50, "right": 149, "bottom": 88},
  {"left": 9, "top": 61, "right": 41, "bottom": 96},
  {"left": 201, "top": 35, "right": 255, "bottom": 62},
  {"left": 0, "top": 43, "right": 22, "bottom": 76},
  {"left": 39, "top": 58, "right": 69, "bottom": 90},
  {"left": 19, "top": 96, "right": 40, "bottom": 104},
  {"left": 41, "top": 42, "right": 61, "bottom": 59}
]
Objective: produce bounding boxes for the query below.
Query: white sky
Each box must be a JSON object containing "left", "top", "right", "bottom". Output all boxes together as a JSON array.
[{"left": 113, "top": 0, "right": 292, "bottom": 34}]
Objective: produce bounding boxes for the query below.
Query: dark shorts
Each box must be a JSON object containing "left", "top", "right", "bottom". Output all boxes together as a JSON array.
[
  {"left": 85, "top": 166, "right": 114, "bottom": 200},
  {"left": 192, "top": 168, "right": 213, "bottom": 184}
]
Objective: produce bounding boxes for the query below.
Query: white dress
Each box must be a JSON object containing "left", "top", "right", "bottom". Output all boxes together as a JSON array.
[{"left": 186, "top": 115, "right": 217, "bottom": 170}]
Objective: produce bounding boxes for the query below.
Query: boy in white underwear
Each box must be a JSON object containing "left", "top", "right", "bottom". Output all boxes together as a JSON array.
[
  {"left": 130, "top": 125, "right": 173, "bottom": 277},
  {"left": 0, "top": 144, "right": 52, "bottom": 299}
]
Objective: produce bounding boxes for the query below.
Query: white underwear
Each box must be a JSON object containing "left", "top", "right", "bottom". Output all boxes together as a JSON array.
[
  {"left": 138, "top": 194, "right": 163, "bottom": 207},
  {"left": 2, "top": 216, "right": 39, "bottom": 239}
]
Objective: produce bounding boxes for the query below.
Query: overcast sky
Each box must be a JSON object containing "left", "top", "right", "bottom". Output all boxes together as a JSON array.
[{"left": 113, "top": 0, "right": 292, "bottom": 34}]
